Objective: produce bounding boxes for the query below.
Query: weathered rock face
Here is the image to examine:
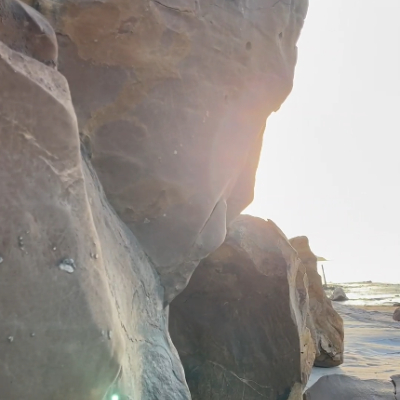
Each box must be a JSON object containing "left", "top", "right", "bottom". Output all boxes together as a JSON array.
[
  {"left": 304, "top": 375, "right": 398, "bottom": 400},
  {"left": 331, "top": 287, "right": 349, "bottom": 302},
  {"left": 1, "top": 0, "right": 309, "bottom": 396},
  {"left": 393, "top": 307, "right": 400, "bottom": 321},
  {"left": 0, "top": 42, "right": 190, "bottom": 400},
  {"left": 26, "top": 0, "right": 309, "bottom": 302},
  {"left": 290, "top": 237, "right": 344, "bottom": 367},
  {"left": 169, "top": 215, "right": 315, "bottom": 400},
  {"left": 0, "top": 0, "right": 58, "bottom": 66}
]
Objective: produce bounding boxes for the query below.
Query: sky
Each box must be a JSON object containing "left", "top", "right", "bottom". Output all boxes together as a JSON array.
[{"left": 244, "top": 0, "right": 400, "bottom": 283}]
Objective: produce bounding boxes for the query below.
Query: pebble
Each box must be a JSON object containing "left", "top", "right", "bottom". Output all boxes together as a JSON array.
[
  {"left": 30, "top": 332, "right": 35, "bottom": 337},
  {"left": 58, "top": 258, "right": 76, "bottom": 274},
  {"left": 7, "top": 336, "right": 14, "bottom": 343},
  {"left": 0, "top": 256, "right": 3, "bottom": 264},
  {"left": 107, "top": 330, "right": 113, "bottom": 340}
]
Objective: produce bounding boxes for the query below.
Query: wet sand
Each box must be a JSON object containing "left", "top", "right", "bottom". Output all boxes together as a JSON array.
[{"left": 307, "top": 302, "right": 400, "bottom": 388}]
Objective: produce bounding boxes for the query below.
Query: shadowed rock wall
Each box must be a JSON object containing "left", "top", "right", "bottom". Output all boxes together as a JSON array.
[{"left": 170, "top": 216, "right": 315, "bottom": 400}]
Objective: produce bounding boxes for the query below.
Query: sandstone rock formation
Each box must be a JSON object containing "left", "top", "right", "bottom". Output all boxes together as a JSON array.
[
  {"left": 169, "top": 215, "right": 315, "bottom": 400},
  {"left": 331, "top": 287, "right": 349, "bottom": 302},
  {"left": 304, "top": 374, "right": 399, "bottom": 400},
  {"left": 24, "top": 0, "right": 309, "bottom": 303},
  {"left": 0, "top": 41, "right": 190, "bottom": 400},
  {"left": 393, "top": 307, "right": 400, "bottom": 321},
  {"left": 290, "top": 237, "right": 344, "bottom": 367},
  {"left": 1, "top": 0, "right": 309, "bottom": 398}
]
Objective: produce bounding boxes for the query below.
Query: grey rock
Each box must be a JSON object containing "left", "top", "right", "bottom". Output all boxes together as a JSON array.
[
  {"left": 58, "top": 258, "right": 76, "bottom": 274},
  {"left": 0, "top": 43, "right": 189, "bottom": 399},
  {"left": 331, "top": 287, "right": 349, "bottom": 302},
  {"left": 304, "top": 374, "right": 397, "bottom": 400},
  {"left": 0, "top": 0, "right": 58, "bottom": 66}
]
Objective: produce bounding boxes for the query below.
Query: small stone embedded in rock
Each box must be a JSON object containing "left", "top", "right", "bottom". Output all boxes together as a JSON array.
[
  {"left": 30, "top": 332, "right": 35, "bottom": 337},
  {"left": 107, "top": 330, "right": 113, "bottom": 340},
  {"left": 7, "top": 336, "right": 14, "bottom": 343},
  {"left": 0, "top": 256, "right": 3, "bottom": 264},
  {"left": 58, "top": 258, "right": 76, "bottom": 274}
]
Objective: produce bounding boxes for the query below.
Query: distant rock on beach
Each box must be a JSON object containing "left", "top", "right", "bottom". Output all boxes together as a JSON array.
[
  {"left": 331, "top": 287, "right": 349, "bottom": 302},
  {"left": 393, "top": 307, "right": 400, "bottom": 321}
]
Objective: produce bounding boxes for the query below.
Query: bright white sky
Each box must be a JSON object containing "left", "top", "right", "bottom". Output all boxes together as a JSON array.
[{"left": 245, "top": 0, "right": 400, "bottom": 283}]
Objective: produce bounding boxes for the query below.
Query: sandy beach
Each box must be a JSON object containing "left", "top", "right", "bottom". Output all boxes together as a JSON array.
[{"left": 307, "top": 302, "right": 400, "bottom": 388}]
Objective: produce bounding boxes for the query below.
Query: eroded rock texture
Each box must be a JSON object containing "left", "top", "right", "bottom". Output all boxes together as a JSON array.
[
  {"left": 27, "top": 0, "right": 309, "bottom": 302},
  {"left": 169, "top": 215, "right": 315, "bottom": 400},
  {"left": 0, "top": 0, "right": 57, "bottom": 66},
  {"left": 1, "top": 0, "right": 309, "bottom": 397},
  {"left": 0, "top": 42, "right": 190, "bottom": 400},
  {"left": 304, "top": 375, "right": 399, "bottom": 400},
  {"left": 290, "top": 237, "right": 344, "bottom": 367}
]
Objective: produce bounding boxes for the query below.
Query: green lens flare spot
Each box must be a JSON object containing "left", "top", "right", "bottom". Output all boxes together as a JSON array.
[{"left": 111, "top": 395, "right": 119, "bottom": 400}]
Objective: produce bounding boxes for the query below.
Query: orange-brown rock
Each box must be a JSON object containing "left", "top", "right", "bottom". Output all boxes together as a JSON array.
[
  {"left": 29, "top": 0, "right": 308, "bottom": 303},
  {"left": 290, "top": 237, "right": 344, "bottom": 367}
]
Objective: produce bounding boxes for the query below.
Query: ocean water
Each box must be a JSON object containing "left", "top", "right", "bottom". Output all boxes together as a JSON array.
[{"left": 324, "top": 282, "right": 400, "bottom": 306}]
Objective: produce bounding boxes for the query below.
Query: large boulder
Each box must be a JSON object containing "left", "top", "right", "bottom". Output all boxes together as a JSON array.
[
  {"left": 0, "top": 41, "right": 189, "bottom": 400},
  {"left": 27, "top": 0, "right": 309, "bottom": 302},
  {"left": 169, "top": 215, "right": 315, "bottom": 400},
  {"left": 290, "top": 237, "right": 344, "bottom": 367},
  {"left": 304, "top": 374, "right": 398, "bottom": 400}
]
